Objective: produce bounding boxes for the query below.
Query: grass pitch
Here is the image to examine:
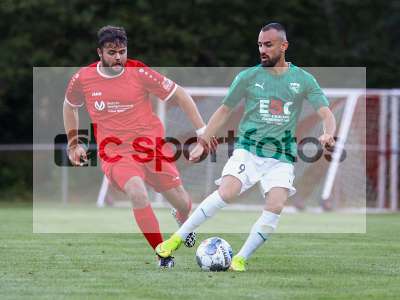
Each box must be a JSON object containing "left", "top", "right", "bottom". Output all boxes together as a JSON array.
[{"left": 1, "top": 204, "right": 399, "bottom": 300}]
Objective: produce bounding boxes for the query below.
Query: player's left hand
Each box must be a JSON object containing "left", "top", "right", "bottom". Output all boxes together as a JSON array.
[
  {"left": 189, "top": 142, "right": 205, "bottom": 162},
  {"left": 318, "top": 133, "right": 335, "bottom": 148},
  {"left": 67, "top": 144, "right": 88, "bottom": 166}
]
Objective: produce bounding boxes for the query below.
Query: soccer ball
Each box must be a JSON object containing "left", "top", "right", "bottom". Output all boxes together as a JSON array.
[{"left": 195, "top": 237, "right": 233, "bottom": 271}]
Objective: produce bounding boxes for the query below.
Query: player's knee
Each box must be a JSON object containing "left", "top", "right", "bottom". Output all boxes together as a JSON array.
[
  {"left": 265, "top": 202, "right": 284, "bottom": 214},
  {"left": 265, "top": 192, "right": 287, "bottom": 214},
  {"left": 130, "top": 192, "right": 149, "bottom": 208},
  {"left": 124, "top": 177, "right": 150, "bottom": 208},
  {"left": 218, "top": 176, "right": 241, "bottom": 202},
  {"left": 218, "top": 186, "right": 239, "bottom": 203},
  {"left": 126, "top": 188, "right": 149, "bottom": 208}
]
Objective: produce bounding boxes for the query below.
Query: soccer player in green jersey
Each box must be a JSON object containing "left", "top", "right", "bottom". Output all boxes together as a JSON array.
[{"left": 156, "top": 22, "right": 336, "bottom": 271}]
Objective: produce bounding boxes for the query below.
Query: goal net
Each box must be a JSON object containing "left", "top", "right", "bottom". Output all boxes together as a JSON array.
[{"left": 161, "top": 86, "right": 366, "bottom": 211}]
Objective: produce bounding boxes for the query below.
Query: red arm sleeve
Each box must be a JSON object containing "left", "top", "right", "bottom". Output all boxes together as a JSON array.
[
  {"left": 135, "top": 65, "right": 177, "bottom": 101},
  {"left": 65, "top": 72, "right": 85, "bottom": 107}
]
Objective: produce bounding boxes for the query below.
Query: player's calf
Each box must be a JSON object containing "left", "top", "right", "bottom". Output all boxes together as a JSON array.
[{"left": 171, "top": 208, "right": 196, "bottom": 248}]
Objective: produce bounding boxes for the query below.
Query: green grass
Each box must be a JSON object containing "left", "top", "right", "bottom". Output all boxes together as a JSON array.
[
  {"left": 33, "top": 204, "right": 366, "bottom": 233},
  {"left": 1, "top": 204, "right": 399, "bottom": 300}
]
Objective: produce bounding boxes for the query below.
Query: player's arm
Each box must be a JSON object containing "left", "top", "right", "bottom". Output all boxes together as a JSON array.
[
  {"left": 305, "top": 73, "right": 336, "bottom": 148},
  {"left": 317, "top": 106, "right": 336, "bottom": 147},
  {"left": 63, "top": 101, "right": 87, "bottom": 166},
  {"left": 189, "top": 71, "right": 246, "bottom": 161},
  {"left": 189, "top": 104, "right": 233, "bottom": 161},
  {"left": 170, "top": 86, "right": 206, "bottom": 131},
  {"left": 200, "top": 104, "right": 232, "bottom": 142}
]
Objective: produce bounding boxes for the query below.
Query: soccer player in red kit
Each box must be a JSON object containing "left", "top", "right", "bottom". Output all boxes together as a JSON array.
[{"left": 63, "top": 25, "right": 207, "bottom": 268}]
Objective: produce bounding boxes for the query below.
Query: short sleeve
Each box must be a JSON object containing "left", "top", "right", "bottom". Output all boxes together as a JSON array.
[
  {"left": 222, "top": 72, "right": 247, "bottom": 108},
  {"left": 305, "top": 73, "right": 329, "bottom": 110},
  {"left": 136, "top": 66, "right": 177, "bottom": 101},
  {"left": 65, "top": 72, "right": 85, "bottom": 108}
]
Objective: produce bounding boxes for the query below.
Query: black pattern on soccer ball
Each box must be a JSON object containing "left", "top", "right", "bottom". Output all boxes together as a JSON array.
[{"left": 195, "top": 237, "right": 233, "bottom": 272}]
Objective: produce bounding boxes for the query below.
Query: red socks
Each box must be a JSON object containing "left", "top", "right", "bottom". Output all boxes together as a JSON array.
[
  {"left": 132, "top": 199, "right": 193, "bottom": 250},
  {"left": 132, "top": 205, "right": 163, "bottom": 250}
]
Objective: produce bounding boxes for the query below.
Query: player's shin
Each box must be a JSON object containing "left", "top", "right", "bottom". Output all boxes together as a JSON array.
[
  {"left": 176, "top": 190, "right": 227, "bottom": 239},
  {"left": 236, "top": 210, "right": 280, "bottom": 260},
  {"left": 132, "top": 205, "right": 164, "bottom": 250}
]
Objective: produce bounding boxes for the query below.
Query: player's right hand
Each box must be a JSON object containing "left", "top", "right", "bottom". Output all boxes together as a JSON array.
[
  {"left": 67, "top": 144, "right": 88, "bottom": 166},
  {"left": 189, "top": 142, "right": 205, "bottom": 162}
]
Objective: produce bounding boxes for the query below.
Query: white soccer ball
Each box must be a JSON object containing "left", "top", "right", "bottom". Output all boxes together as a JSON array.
[{"left": 195, "top": 237, "right": 233, "bottom": 271}]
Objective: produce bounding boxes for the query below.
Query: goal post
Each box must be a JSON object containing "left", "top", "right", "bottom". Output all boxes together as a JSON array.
[
  {"left": 157, "top": 87, "right": 397, "bottom": 211},
  {"left": 389, "top": 90, "right": 399, "bottom": 210},
  {"left": 321, "top": 91, "right": 359, "bottom": 201}
]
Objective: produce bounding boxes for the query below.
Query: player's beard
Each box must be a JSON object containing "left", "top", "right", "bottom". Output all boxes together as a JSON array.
[
  {"left": 101, "top": 58, "right": 124, "bottom": 76},
  {"left": 260, "top": 54, "right": 281, "bottom": 67}
]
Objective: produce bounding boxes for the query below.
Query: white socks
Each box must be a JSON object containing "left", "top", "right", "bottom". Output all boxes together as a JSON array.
[
  {"left": 176, "top": 190, "right": 227, "bottom": 239},
  {"left": 237, "top": 210, "right": 280, "bottom": 260},
  {"left": 175, "top": 193, "right": 280, "bottom": 261}
]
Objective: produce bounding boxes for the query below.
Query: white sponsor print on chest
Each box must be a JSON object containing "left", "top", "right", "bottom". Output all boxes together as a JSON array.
[{"left": 94, "top": 100, "right": 133, "bottom": 113}]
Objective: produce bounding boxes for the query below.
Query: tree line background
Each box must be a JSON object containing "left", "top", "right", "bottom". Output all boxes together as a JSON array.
[{"left": 0, "top": 0, "right": 398, "bottom": 199}]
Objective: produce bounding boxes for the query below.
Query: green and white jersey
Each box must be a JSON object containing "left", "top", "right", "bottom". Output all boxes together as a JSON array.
[{"left": 222, "top": 63, "right": 329, "bottom": 163}]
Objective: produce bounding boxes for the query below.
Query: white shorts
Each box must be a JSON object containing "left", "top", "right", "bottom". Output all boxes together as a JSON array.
[{"left": 215, "top": 149, "right": 296, "bottom": 196}]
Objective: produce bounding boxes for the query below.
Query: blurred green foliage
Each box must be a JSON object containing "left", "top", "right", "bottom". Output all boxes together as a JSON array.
[{"left": 0, "top": 0, "right": 398, "bottom": 198}]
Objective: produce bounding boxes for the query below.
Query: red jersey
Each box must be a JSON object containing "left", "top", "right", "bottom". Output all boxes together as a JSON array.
[{"left": 65, "top": 59, "right": 177, "bottom": 149}]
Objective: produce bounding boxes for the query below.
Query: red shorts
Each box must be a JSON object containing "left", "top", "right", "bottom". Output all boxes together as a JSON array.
[{"left": 101, "top": 156, "right": 182, "bottom": 193}]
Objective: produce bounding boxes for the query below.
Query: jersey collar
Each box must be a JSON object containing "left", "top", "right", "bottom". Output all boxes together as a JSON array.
[
  {"left": 96, "top": 61, "right": 125, "bottom": 79},
  {"left": 259, "top": 62, "right": 292, "bottom": 77}
]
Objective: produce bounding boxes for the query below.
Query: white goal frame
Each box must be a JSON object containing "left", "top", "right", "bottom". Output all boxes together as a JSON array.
[{"left": 92, "top": 87, "right": 395, "bottom": 210}]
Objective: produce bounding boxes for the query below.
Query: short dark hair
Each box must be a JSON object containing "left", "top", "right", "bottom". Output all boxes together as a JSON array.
[
  {"left": 261, "top": 22, "right": 287, "bottom": 41},
  {"left": 97, "top": 25, "right": 127, "bottom": 48}
]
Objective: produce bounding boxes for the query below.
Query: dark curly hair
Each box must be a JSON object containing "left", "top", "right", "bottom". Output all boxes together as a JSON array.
[{"left": 97, "top": 25, "right": 127, "bottom": 48}]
